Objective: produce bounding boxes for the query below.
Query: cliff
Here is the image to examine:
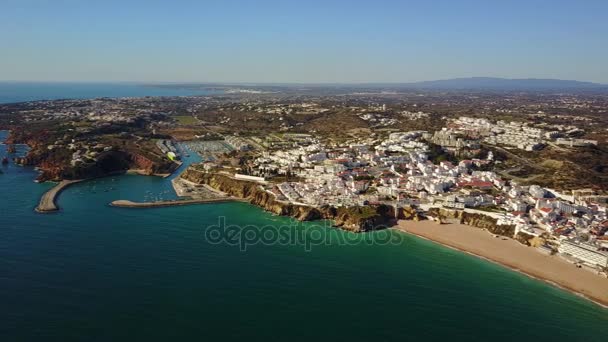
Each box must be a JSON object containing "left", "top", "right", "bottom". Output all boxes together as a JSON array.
[
  {"left": 428, "top": 208, "right": 517, "bottom": 237},
  {"left": 180, "top": 168, "right": 421, "bottom": 232},
  {"left": 15, "top": 149, "right": 176, "bottom": 182},
  {"left": 7, "top": 129, "right": 176, "bottom": 181},
  {"left": 128, "top": 153, "right": 177, "bottom": 176},
  {"left": 425, "top": 208, "right": 547, "bottom": 247},
  {"left": 514, "top": 231, "right": 545, "bottom": 247}
]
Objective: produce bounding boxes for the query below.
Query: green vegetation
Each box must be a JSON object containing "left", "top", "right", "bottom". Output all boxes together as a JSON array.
[
  {"left": 338, "top": 206, "right": 379, "bottom": 220},
  {"left": 426, "top": 142, "right": 459, "bottom": 164},
  {"left": 174, "top": 115, "right": 198, "bottom": 125}
]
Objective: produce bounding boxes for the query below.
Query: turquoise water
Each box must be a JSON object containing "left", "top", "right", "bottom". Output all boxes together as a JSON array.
[
  {"left": 1, "top": 130, "right": 607, "bottom": 341},
  {"left": 0, "top": 82, "right": 218, "bottom": 104}
]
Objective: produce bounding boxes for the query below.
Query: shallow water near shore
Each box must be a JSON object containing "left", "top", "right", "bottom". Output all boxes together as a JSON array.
[{"left": 1, "top": 132, "right": 607, "bottom": 341}]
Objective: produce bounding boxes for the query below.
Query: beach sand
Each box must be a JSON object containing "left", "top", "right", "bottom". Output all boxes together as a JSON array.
[{"left": 396, "top": 220, "right": 608, "bottom": 307}]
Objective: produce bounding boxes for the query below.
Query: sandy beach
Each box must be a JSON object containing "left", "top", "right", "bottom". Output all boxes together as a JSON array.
[{"left": 396, "top": 220, "right": 608, "bottom": 307}]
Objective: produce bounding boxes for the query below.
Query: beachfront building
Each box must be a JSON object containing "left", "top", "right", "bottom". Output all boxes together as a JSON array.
[{"left": 558, "top": 240, "right": 608, "bottom": 269}]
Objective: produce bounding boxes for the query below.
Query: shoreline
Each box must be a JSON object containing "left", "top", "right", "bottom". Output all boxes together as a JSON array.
[
  {"left": 395, "top": 220, "right": 608, "bottom": 308},
  {"left": 35, "top": 179, "right": 83, "bottom": 213}
]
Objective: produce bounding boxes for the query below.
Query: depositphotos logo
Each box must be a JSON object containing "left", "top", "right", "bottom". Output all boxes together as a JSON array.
[{"left": 204, "top": 217, "right": 406, "bottom": 251}]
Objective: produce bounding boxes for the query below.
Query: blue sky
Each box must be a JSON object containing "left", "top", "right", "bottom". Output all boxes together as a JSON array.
[{"left": 1, "top": 0, "right": 607, "bottom": 83}]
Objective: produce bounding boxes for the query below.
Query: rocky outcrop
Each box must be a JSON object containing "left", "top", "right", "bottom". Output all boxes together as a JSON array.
[
  {"left": 428, "top": 207, "right": 516, "bottom": 237},
  {"left": 420, "top": 208, "right": 545, "bottom": 248},
  {"left": 128, "top": 153, "right": 177, "bottom": 175},
  {"left": 515, "top": 231, "right": 545, "bottom": 247},
  {"left": 8, "top": 129, "right": 176, "bottom": 181},
  {"left": 15, "top": 149, "right": 176, "bottom": 182},
  {"left": 397, "top": 206, "right": 422, "bottom": 221},
  {"left": 180, "top": 168, "right": 403, "bottom": 232}
]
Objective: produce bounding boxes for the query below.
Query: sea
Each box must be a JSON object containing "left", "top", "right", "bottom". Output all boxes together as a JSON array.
[
  {"left": 0, "top": 82, "right": 218, "bottom": 104},
  {"left": 0, "top": 84, "right": 607, "bottom": 341}
]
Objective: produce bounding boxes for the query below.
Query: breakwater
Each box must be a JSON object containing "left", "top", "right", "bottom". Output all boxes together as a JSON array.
[
  {"left": 36, "top": 180, "right": 83, "bottom": 213},
  {"left": 110, "top": 198, "right": 246, "bottom": 208}
]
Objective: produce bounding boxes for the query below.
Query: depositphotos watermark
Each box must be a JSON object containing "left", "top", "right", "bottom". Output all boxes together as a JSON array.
[{"left": 204, "top": 217, "right": 406, "bottom": 251}]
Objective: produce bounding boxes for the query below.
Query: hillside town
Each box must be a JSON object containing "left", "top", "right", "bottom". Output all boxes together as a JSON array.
[{"left": 200, "top": 126, "right": 608, "bottom": 273}]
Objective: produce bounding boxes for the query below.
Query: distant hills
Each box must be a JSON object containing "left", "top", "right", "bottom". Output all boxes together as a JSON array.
[{"left": 394, "top": 77, "right": 607, "bottom": 91}]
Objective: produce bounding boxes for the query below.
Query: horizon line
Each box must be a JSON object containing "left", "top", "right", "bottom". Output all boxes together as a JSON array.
[{"left": 0, "top": 77, "right": 606, "bottom": 86}]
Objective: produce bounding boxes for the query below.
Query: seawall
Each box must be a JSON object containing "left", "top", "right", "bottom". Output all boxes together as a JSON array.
[
  {"left": 36, "top": 180, "right": 83, "bottom": 213},
  {"left": 110, "top": 198, "right": 246, "bottom": 208}
]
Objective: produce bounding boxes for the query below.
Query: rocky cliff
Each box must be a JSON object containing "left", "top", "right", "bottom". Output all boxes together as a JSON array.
[
  {"left": 15, "top": 149, "right": 175, "bottom": 182},
  {"left": 8, "top": 129, "right": 176, "bottom": 181},
  {"left": 427, "top": 207, "right": 549, "bottom": 246},
  {"left": 514, "top": 231, "right": 545, "bottom": 247},
  {"left": 428, "top": 208, "right": 516, "bottom": 237},
  {"left": 128, "top": 153, "right": 177, "bottom": 176},
  {"left": 180, "top": 168, "right": 419, "bottom": 232}
]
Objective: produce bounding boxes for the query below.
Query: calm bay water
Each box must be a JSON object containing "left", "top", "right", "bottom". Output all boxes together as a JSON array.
[
  {"left": 0, "top": 82, "right": 218, "bottom": 104},
  {"left": 1, "top": 132, "right": 608, "bottom": 340}
]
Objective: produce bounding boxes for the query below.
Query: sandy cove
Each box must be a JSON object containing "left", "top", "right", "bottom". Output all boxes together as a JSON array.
[{"left": 396, "top": 220, "right": 608, "bottom": 308}]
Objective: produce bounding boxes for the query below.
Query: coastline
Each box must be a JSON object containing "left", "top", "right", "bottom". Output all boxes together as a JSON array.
[{"left": 396, "top": 220, "right": 608, "bottom": 308}]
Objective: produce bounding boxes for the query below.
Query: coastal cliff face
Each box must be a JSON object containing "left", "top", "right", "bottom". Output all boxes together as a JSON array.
[
  {"left": 128, "top": 153, "right": 177, "bottom": 176},
  {"left": 397, "top": 206, "right": 422, "bottom": 221},
  {"left": 429, "top": 208, "right": 516, "bottom": 237},
  {"left": 14, "top": 149, "right": 175, "bottom": 182},
  {"left": 514, "top": 231, "right": 544, "bottom": 247},
  {"left": 180, "top": 168, "right": 414, "bottom": 232},
  {"left": 427, "top": 208, "right": 545, "bottom": 247},
  {"left": 7, "top": 129, "right": 176, "bottom": 181}
]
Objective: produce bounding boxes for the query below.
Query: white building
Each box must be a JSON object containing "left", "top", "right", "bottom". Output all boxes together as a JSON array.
[{"left": 558, "top": 240, "right": 608, "bottom": 268}]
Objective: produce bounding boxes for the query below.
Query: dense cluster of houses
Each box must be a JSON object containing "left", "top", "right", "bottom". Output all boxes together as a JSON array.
[
  {"left": 246, "top": 129, "right": 607, "bottom": 270},
  {"left": 446, "top": 116, "right": 594, "bottom": 151}
]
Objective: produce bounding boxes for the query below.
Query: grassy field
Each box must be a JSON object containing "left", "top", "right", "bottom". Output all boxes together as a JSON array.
[{"left": 174, "top": 115, "right": 198, "bottom": 125}]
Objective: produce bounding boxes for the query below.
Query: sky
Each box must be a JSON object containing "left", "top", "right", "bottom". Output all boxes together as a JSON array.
[{"left": 1, "top": 0, "right": 607, "bottom": 84}]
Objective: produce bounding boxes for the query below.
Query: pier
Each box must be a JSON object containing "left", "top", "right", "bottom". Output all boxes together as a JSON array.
[
  {"left": 36, "top": 180, "right": 83, "bottom": 213},
  {"left": 110, "top": 197, "right": 246, "bottom": 208}
]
